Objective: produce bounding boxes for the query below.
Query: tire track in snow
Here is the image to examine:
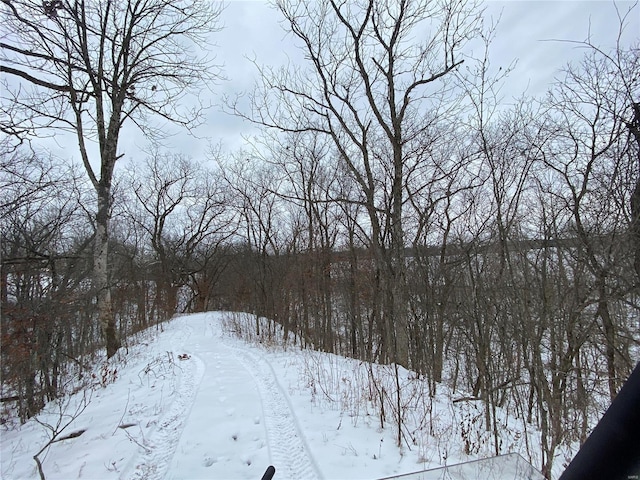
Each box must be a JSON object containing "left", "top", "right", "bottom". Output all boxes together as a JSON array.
[
  {"left": 123, "top": 323, "right": 205, "bottom": 480},
  {"left": 225, "top": 340, "right": 322, "bottom": 480}
]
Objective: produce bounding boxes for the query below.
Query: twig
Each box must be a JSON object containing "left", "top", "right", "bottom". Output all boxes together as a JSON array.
[
  {"left": 113, "top": 389, "right": 131, "bottom": 436},
  {"left": 32, "top": 391, "right": 91, "bottom": 480}
]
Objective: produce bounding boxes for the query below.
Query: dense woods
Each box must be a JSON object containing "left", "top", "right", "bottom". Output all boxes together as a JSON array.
[{"left": 1, "top": 0, "right": 638, "bottom": 477}]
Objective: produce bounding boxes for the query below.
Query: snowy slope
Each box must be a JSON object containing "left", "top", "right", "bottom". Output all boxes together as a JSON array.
[{"left": 1, "top": 312, "right": 552, "bottom": 479}]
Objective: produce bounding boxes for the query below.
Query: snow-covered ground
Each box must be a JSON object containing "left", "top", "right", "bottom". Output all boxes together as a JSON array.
[{"left": 1, "top": 312, "right": 552, "bottom": 479}]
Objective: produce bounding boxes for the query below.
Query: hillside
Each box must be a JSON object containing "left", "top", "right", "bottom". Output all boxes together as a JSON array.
[{"left": 2, "top": 312, "right": 557, "bottom": 479}]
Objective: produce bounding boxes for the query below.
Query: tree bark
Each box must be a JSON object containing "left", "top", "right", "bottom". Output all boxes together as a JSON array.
[{"left": 95, "top": 184, "right": 120, "bottom": 358}]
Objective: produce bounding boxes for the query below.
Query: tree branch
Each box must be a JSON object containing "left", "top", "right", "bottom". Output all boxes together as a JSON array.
[{"left": 0, "top": 65, "right": 71, "bottom": 92}]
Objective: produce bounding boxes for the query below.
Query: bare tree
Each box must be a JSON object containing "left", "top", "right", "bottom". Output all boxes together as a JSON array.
[
  {"left": 129, "top": 152, "right": 198, "bottom": 319},
  {"left": 124, "top": 151, "right": 234, "bottom": 318},
  {"left": 552, "top": 6, "right": 640, "bottom": 282},
  {"left": 538, "top": 39, "right": 639, "bottom": 400},
  {"left": 232, "top": 0, "right": 483, "bottom": 367},
  {"left": 256, "top": 131, "right": 342, "bottom": 351},
  {"left": 1, "top": 0, "right": 223, "bottom": 357},
  {"left": 1, "top": 158, "right": 93, "bottom": 421},
  {"left": 217, "top": 153, "right": 292, "bottom": 337},
  {"left": 0, "top": 148, "right": 66, "bottom": 216}
]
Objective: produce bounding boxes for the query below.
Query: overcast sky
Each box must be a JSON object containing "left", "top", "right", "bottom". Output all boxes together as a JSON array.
[
  {"left": 30, "top": 0, "right": 640, "bottom": 168},
  {"left": 196, "top": 0, "right": 639, "bottom": 161}
]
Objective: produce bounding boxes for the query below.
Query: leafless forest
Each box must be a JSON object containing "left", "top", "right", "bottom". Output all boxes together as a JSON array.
[{"left": 1, "top": 1, "right": 639, "bottom": 477}]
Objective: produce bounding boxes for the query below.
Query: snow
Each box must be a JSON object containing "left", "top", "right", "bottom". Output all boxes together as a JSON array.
[{"left": 1, "top": 312, "right": 549, "bottom": 479}]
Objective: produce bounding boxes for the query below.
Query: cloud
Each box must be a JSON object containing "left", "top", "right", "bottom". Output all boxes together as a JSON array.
[
  {"left": 7, "top": 0, "right": 639, "bottom": 164},
  {"left": 485, "top": 1, "right": 639, "bottom": 97}
]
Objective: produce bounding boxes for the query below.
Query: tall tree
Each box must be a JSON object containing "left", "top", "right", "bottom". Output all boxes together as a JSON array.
[
  {"left": 232, "top": 0, "right": 483, "bottom": 367},
  {"left": 1, "top": 0, "right": 223, "bottom": 356},
  {"left": 538, "top": 38, "right": 639, "bottom": 399}
]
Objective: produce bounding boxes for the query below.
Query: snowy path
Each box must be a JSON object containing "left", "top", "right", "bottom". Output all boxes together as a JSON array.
[
  {"left": 123, "top": 313, "right": 320, "bottom": 480},
  {"left": 126, "top": 350, "right": 205, "bottom": 480},
  {"left": 229, "top": 342, "right": 322, "bottom": 480},
  {"left": 124, "top": 322, "right": 206, "bottom": 480}
]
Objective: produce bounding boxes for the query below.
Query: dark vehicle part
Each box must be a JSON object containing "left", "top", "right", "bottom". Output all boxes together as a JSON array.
[
  {"left": 560, "top": 361, "right": 640, "bottom": 480},
  {"left": 261, "top": 465, "right": 275, "bottom": 480}
]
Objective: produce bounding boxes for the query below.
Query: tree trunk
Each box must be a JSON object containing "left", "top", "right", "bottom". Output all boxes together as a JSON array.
[
  {"left": 95, "top": 184, "right": 120, "bottom": 358},
  {"left": 597, "top": 290, "right": 618, "bottom": 400}
]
